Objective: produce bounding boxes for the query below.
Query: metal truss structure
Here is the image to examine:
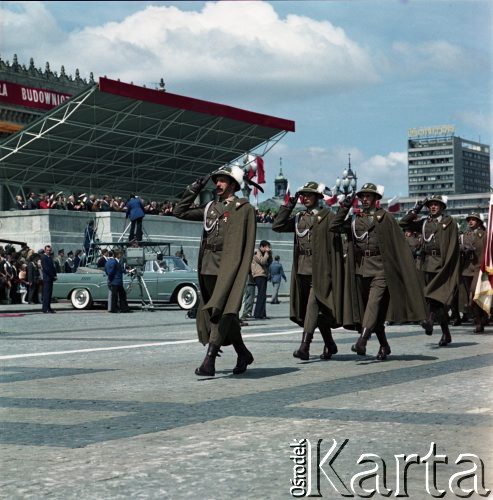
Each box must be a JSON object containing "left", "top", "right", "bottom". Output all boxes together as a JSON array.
[{"left": 0, "top": 78, "right": 294, "bottom": 203}]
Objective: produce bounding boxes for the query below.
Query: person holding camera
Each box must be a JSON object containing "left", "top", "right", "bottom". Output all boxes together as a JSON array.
[
  {"left": 173, "top": 165, "right": 257, "bottom": 377},
  {"left": 251, "top": 240, "right": 272, "bottom": 320}
]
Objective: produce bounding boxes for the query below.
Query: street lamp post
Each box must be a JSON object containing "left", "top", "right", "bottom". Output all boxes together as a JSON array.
[{"left": 335, "top": 153, "right": 358, "bottom": 196}]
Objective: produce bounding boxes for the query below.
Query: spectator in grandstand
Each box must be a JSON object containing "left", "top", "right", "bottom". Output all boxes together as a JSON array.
[
  {"left": 25, "top": 192, "right": 39, "bottom": 210},
  {"left": 66, "top": 195, "right": 77, "bottom": 211},
  {"left": 14, "top": 195, "right": 26, "bottom": 210},
  {"left": 38, "top": 194, "right": 51, "bottom": 209}
]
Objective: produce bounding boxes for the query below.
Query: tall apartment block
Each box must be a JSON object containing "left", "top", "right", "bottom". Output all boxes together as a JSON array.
[{"left": 408, "top": 125, "right": 490, "bottom": 198}]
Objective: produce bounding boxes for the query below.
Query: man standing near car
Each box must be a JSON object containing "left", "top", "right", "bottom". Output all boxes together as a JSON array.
[
  {"left": 105, "top": 250, "right": 131, "bottom": 313},
  {"left": 40, "top": 245, "right": 57, "bottom": 314},
  {"left": 173, "top": 165, "right": 257, "bottom": 376}
]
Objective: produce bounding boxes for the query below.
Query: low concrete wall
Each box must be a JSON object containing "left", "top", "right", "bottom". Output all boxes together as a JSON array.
[{"left": 0, "top": 210, "right": 295, "bottom": 296}]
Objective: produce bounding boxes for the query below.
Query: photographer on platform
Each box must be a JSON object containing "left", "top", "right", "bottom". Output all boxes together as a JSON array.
[{"left": 125, "top": 194, "right": 145, "bottom": 242}]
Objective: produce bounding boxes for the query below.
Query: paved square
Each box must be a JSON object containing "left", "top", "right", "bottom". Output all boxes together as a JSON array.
[{"left": 1, "top": 302, "right": 492, "bottom": 498}]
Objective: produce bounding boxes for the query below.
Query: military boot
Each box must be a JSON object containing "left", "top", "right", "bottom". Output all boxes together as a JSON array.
[
  {"left": 438, "top": 322, "right": 452, "bottom": 347},
  {"left": 293, "top": 332, "right": 313, "bottom": 360},
  {"left": 195, "top": 344, "right": 221, "bottom": 376},
  {"left": 351, "top": 328, "right": 372, "bottom": 356},
  {"left": 319, "top": 329, "right": 338, "bottom": 360},
  {"left": 374, "top": 326, "right": 391, "bottom": 361},
  {"left": 232, "top": 338, "right": 254, "bottom": 374},
  {"left": 421, "top": 310, "right": 434, "bottom": 336}
]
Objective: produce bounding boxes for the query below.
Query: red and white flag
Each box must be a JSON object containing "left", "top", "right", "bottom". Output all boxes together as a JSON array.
[
  {"left": 388, "top": 195, "right": 400, "bottom": 213},
  {"left": 284, "top": 181, "right": 291, "bottom": 206},
  {"left": 324, "top": 192, "right": 338, "bottom": 206},
  {"left": 474, "top": 194, "right": 493, "bottom": 313},
  {"left": 246, "top": 155, "right": 266, "bottom": 198}
]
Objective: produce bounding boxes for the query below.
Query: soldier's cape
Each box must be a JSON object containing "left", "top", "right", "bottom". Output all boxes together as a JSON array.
[
  {"left": 273, "top": 206, "right": 347, "bottom": 328},
  {"left": 400, "top": 213, "right": 460, "bottom": 306},
  {"left": 331, "top": 207, "right": 427, "bottom": 324},
  {"left": 173, "top": 188, "right": 256, "bottom": 345}
]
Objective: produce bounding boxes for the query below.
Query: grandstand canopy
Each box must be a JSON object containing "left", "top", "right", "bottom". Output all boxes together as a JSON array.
[{"left": 0, "top": 77, "right": 295, "bottom": 202}]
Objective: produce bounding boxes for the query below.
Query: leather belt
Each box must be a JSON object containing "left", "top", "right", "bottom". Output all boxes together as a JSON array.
[
  {"left": 298, "top": 248, "right": 312, "bottom": 256},
  {"left": 357, "top": 249, "right": 381, "bottom": 257},
  {"left": 425, "top": 249, "right": 441, "bottom": 257},
  {"left": 203, "top": 243, "right": 223, "bottom": 251}
]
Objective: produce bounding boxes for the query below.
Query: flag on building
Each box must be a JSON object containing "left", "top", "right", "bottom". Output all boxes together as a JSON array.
[
  {"left": 388, "top": 195, "right": 400, "bottom": 213},
  {"left": 474, "top": 194, "right": 493, "bottom": 313}
]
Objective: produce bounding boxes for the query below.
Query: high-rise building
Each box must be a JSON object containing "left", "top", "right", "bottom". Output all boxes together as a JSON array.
[{"left": 408, "top": 125, "right": 490, "bottom": 198}]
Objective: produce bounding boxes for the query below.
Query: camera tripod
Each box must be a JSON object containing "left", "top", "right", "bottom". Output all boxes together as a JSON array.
[{"left": 127, "top": 267, "right": 155, "bottom": 311}]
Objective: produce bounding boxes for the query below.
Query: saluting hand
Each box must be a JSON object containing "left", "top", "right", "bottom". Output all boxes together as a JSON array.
[
  {"left": 190, "top": 174, "right": 211, "bottom": 193},
  {"left": 341, "top": 192, "right": 356, "bottom": 209},
  {"left": 285, "top": 192, "right": 300, "bottom": 211},
  {"left": 412, "top": 197, "right": 427, "bottom": 214}
]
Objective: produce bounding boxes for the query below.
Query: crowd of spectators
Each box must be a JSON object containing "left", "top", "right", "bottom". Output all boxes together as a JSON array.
[
  {"left": 13, "top": 192, "right": 277, "bottom": 221},
  {"left": 13, "top": 192, "right": 178, "bottom": 216},
  {"left": 0, "top": 242, "right": 94, "bottom": 305}
]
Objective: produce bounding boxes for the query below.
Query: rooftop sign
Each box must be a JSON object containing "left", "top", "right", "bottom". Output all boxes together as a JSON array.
[{"left": 408, "top": 125, "right": 455, "bottom": 138}]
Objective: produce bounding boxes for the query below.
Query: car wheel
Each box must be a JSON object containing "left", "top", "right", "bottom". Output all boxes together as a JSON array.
[
  {"left": 70, "top": 288, "right": 93, "bottom": 310},
  {"left": 176, "top": 285, "right": 198, "bottom": 310}
]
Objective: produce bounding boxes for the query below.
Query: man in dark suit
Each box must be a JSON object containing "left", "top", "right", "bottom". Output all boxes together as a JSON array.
[
  {"left": 125, "top": 195, "right": 145, "bottom": 242},
  {"left": 105, "top": 250, "right": 131, "bottom": 313},
  {"left": 40, "top": 245, "right": 57, "bottom": 313}
]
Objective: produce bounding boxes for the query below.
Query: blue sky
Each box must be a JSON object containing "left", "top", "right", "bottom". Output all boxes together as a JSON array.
[{"left": 1, "top": 0, "right": 491, "bottom": 200}]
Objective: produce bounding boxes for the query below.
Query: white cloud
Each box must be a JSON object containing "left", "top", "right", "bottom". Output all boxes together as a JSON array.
[
  {"left": 391, "top": 40, "right": 473, "bottom": 75},
  {"left": 1, "top": 1, "right": 380, "bottom": 104}
]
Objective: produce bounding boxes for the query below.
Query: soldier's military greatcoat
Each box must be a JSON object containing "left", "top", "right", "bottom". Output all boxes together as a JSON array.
[
  {"left": 273, "top": 205, "right": 345, "bottom": 328},
  {"left": 400, "top": 212, "right": 460, "bottom": 307},
  {"left": 173, "top": 188, "right": 256, "bottom": 345},
  {"left": 330, "top": 206, "right": 427, "bottom": 324}
]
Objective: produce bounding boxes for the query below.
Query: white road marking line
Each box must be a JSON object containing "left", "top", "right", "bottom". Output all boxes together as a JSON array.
[{"left": 0, "top": 329, "right": 300, "bottom": 360}]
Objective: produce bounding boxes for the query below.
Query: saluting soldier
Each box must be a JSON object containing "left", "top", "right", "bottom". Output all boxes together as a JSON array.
[
  {"left": 399, "top": 195, "right": 460, "bottom": 346},
  {"left": 272, "top": 182, "right": 345, "bottom": 360},
  {"left": 460, "top": 212, "right": 488, "bottom": 333},
  {"left": 330, "top": 183, "right": 426, "bottom": 360},
  {"left": 173, "top": 165, "right": 257, "bottom": 376}
]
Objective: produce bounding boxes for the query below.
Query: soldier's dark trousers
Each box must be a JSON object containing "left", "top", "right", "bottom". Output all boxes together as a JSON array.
[{"left": 357, "top": 275, "right": 390, "bottom": 332}]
